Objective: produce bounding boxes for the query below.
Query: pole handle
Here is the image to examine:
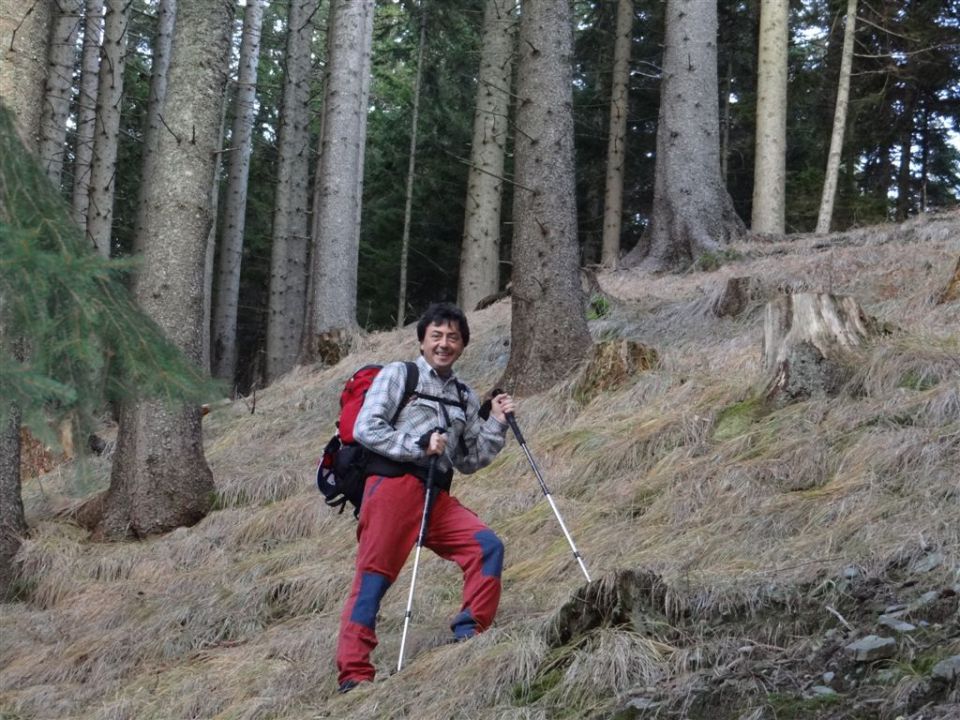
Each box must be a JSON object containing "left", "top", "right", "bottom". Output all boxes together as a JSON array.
[{"left": 489, "top": 388, "right": 525, "bottom": 444}]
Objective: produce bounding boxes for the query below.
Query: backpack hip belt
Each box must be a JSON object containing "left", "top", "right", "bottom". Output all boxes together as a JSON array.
[{"left": 364, "top": 452, "right": 454, "bottom": 492}]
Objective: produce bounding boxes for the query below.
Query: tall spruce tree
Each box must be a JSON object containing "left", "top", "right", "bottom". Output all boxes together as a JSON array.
[
  {"left": 39, "top": 0, "right": 83, "bottom": 186},
  {"left": 0, "top": 0, "right": 52, "bottom": 599},
  {"left": 303, "top": 0, "right": 375, "bottom": 363},
  {"left": 98, "top": 0, "right": 235, "bottom": 539},
  {"left": 266, "top": 0, "right": 315, "bottom": 383},
  {"left": 0, "top": 104, "right": 219, "bottom": 587},
  {"left": 623, "top": 0, "right": 744, "bottom": 270},
  {"left": 600, "top": 0, "right": 634, "bottom": 268},
  {"left": 816, "top": 0, "right": 858, "bottom": 234},
  {"left": 500, "top": 0, "right": 591, "bottom": 397},
  {"left": 86, "top": 0, "right": 128, "bottom": 257},
  {"left": 751, "top": 0, "right": 788, "bottom": 234},
  {"left": 458, "top": 0, "right": 516, "bottom": 311},
  {"left": 71, "top": 0, "right": 104, "bottom": 228},
  {"left": 212, "top": 0, "right": 264, "bottom": 384}
]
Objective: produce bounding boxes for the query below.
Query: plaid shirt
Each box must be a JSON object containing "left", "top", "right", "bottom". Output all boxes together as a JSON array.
[{"left": 354, "top": 355, "right": 507, "bottom": 476}]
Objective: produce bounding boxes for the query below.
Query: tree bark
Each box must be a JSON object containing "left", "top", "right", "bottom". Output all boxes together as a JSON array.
[
  {"left": 622, "top": 0, "right": 744, "bottom": 271},
  {"left": 457, "top": 0, "right": 516, "bottom": 311},
  {"left": 0, "top": 0, "right": 51, "bottom": 600},
  {"left": 600, "top": 0, "right": 633, "bottom": 269},
  {"left": 133, "top": 0, "right": 176, "bottom": 253},
  {"left": 212, "top": 0, "right": 264, "bottom": 384},
  {"left": 895, "top": 89, "right": 915, "bottom": 222},
  {"left": 816, "top": 0, "right": 857, "bottom": 235},
  {"left": 86, "top": 0, "right": 128, "bottom": 257},
  {"left": 39, "top": 0, "right": 82, "bottom": 186},
  {"left": 0, "top": 407, "right": 26, "bottom": 599},
  {"left": 303, "top": 0, "right": 375, "bottom": 364},
  {"left": 762, "top": 293, "right": 877, "bottom": 405},
  {"left": 1, "top": 0, "right": 52, "bottom": 149},
  {"left": 500, "top": 0, "right": 591, "bottom": 397},
  {"left": 396, "top": 8, "right": 427, "bottom": 329},
  {"left": 203, "top": 86, "right": 230, "bottom": 373},
  {"left": 1, "top": 0, "right": 45, "bottom": 598},
  {"left": 70, "top": 0, "right": 104, "bottom": 228},
  {"left": 266, "top": 0, "right": 314, "bottom": 383},
  {"left": 98, "top": 0, "right": 235, "bottom": 539},
  {"left": 751, "top": 0, "right": 788, "bottom": 235}
]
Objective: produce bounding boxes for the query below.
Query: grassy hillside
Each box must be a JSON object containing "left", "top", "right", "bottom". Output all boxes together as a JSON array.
[{"left": 3, "top": 214, "right": 959, "bottom": 719}]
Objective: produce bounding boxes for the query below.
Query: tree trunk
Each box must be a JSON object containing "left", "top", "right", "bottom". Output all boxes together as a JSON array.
[
  {"left": 266, "top": 0, "right": 314, "bottom": 383},
  {"left": 98, "top": 0, "right": 235, "bottom": 539},
  {"left": 1, "top": 0, "right": 52, "bottom": 149},
  {"left": 816, "top": 0, "right": 857, "bottom": 235},
  {"left": 600, "top": 0, "right": 633, "bottom": 269},
  {"left": 39, "top": 0, "right": 82, "bottom": 186},
  {"left": 303, "top": 0, "right": 375, "bottom": 364},
  {"left": 86, "top": 0, "right": 128, "bottom": 257},
  {"left": 0, "top": 0, "right": 52, "bottom": 600},
  {"left": 133, "top": 0, "right": 176, "bottom": 253},
  {"left": 751, "top": 0, "right": 788, "bottom": 235},
  {"left": 457, "top": 0, "right": 516, "bottom": 311},
  {"left": 211, "top": 0, "right": 263, "bottom": 384},
  {"left": 500, "top": 0, "right": 591, "bottom": 397},
  {"left": 762, "top": 293, "right": 878, "bottom": 405},
  {"left": 622, "top": 0, "right": 744, "bottom": 271},
  {"left": 919, "top": 101, "right": 929, "bottom": 213},
  {"left": 203, "top": 85, "right": 230, "bottom": 373},
  {"left": 396, "top": 8, "right": 427, "bottom": 329},
  {"left": 0, "top": 407, "right": 26, "bottom": 599},
  {"left": 721, "top": 56, "right": 732, "bottom": 182},
  {"left": 895, "top": 89, "right": 915, "bottom": 222},
  {"left": 70, "top": 0, "right": 104, "bottom": 228}
]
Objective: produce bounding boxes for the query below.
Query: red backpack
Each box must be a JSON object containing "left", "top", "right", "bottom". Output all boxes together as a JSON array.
[{"left": 317, "top": 362, "right": 419, "bottom": 516}]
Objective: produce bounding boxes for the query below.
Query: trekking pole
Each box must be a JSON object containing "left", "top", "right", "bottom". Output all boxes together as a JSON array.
[
  {"left": 397, "top": 436, "right": 441, "bottom": 672},
  {"left": 493, "top": 393, "right": 591, "bottom": 582}
]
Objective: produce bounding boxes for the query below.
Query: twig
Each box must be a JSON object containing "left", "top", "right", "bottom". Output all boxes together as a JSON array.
[
  {"left": 157, "top": 114, "right": 181, "bottom": 144},
  {"left": 825, "top": 605, "right": 854, "bottom": 631}
]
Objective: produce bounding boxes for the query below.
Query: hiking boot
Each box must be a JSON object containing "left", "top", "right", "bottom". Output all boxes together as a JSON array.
[{"left": 338, "top": 679, "right": 366, "bottom": 694}]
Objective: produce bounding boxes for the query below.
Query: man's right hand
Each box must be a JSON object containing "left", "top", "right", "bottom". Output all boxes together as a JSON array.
[{"left": 426, "top": 431, "right": 447, "bottom": 456}]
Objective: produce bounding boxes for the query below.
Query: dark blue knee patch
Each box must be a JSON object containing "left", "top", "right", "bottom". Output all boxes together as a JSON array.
[
  {"left": 475, "top": 529, "right": 504, "bottom": 578},
  {"left": 350, "top": 572, "right": 391, "bottom": 630}
]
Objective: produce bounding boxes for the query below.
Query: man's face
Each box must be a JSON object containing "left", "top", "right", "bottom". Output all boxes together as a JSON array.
[{"left": 420, "top": 320, "right": 464, "bottom": 375}]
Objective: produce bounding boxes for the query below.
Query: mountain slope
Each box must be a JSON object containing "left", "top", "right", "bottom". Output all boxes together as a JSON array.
[{"left": 2, "top": 213, "right": 959, "bottom": 719}]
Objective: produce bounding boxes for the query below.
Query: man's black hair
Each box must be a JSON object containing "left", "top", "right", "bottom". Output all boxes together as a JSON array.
[{"left": 417, "top": 302, "right": 470, "bottom": 346}]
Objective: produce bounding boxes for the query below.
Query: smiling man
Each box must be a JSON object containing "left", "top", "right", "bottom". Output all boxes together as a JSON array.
[{"left": 335, "top": 302, "right": 515, "bottom": 693}]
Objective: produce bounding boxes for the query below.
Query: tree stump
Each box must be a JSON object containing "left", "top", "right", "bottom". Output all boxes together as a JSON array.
[
  {"left": 762, "top": 293, "right": 878, "bottom": 404},
  {"left": 936, "top": 256, "right": 960, "bottom": 305},
  {"left": 573, "top": 339, "right": 658, "bottom": 403},
  {"left": 708, "top": 276, "right": 760, "bottom": 318}
]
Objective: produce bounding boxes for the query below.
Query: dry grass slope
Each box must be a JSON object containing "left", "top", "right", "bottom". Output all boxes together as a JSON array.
[{"left": 2, "top": 213, "right": 959, "bottom": 719}]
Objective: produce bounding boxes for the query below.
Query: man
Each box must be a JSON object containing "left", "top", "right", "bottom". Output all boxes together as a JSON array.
[{"left": 336, "top": 302, "right": 515, "bottom": 692}]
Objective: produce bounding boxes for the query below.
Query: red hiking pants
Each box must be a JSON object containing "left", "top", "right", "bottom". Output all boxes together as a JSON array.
[{"left": 336, "top": 473, "right": 504, "bottom": 684}]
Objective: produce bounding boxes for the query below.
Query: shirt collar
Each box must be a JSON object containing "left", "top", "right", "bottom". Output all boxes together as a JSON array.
[{"left": 416, "top": 354, "right": 458, "bottom": 385}]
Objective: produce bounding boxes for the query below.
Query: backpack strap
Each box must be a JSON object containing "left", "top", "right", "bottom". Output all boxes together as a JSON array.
[{"left": 388, "top": 361, "right": 420, "bottom": 427}]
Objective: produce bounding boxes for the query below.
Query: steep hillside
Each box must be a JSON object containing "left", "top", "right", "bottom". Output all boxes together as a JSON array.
[{"left": 2, "top": 214, "right": 959, "bottom": 720}]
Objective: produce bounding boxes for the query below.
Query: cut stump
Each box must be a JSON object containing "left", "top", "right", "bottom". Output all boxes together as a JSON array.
[
  {"left": 574, "top": 340, "right": 658, "bottom": 403},
  {"left": 762, "top": 293, "right": 879, "bottom": 404},
  {"left": 936, "top": 256, "right": 960, "bottom": 305},
  {"left": 708, "top": 276, "right": 760, "bottom": 318}
]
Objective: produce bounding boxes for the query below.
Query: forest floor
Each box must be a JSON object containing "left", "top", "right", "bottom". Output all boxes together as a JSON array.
[{"left": 2, "top": 212, "right": 959, "bottom": 719}]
